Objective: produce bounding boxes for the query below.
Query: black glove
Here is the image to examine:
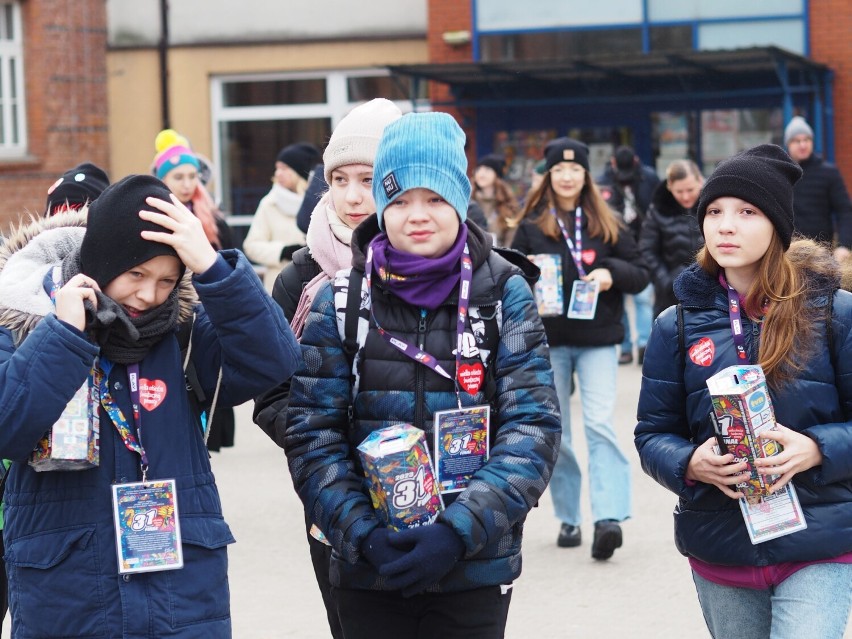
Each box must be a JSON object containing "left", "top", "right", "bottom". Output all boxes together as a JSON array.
[
  {"left": 361, "top": 527, "right": 407, "bottom": 570},
  {"left": 280, "top": 244, "right": 303, "bottom": 261},
  {"left": 380, "top": 523, "right": 465, "bottom": 597}
]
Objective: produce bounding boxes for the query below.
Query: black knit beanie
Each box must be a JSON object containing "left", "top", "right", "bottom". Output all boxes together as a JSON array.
[
  {"left": 696, "top": 144, "right": 802, "bottom": 250},
  {"left": 476, "top": 153, "right": 505, "bottom": 179},
  {"left": 81, "top": 174, "right": 185, "bottom": 288},
  {"left": 544, "top": 137, "right": 590, "bottom": 172},
  {"left": 276, "top": 142, "right": 322, "bottom": 180},
  {"left": 46, "top": 162, "right": 110, "bottom": 215}
]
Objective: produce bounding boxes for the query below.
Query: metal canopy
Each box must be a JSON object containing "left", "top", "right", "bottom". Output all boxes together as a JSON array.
[{"left": 387, "top": 46, "right": 830, "bottom": 107}]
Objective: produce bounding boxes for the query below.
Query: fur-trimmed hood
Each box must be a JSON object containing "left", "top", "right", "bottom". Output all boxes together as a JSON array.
[{"left": 0, "top": 208, "right": 198, "bottom": 341}]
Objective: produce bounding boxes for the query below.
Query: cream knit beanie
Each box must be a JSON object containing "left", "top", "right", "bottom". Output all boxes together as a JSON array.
[{"left": 323, "top": 98, "right": 402, "bottom": 183}]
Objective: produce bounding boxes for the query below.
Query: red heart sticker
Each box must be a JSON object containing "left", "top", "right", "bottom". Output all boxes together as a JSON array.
[
  {"left": 139, "top": 379, "right": 168, "bottom": 411},
  {"left": 581, "top": 249, "right": 596, "bottom": 265},
  {"left": 688, "top": 337, "right": 715, "bottom": 367},
  {"left": 457, "top": 362, "right": 484, "bottom": 395}
]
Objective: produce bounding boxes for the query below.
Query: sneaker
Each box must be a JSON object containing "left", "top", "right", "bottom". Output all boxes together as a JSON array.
[
  {"left": 618, "top": 351, "right": 633, "bottom": 365},
  {"left": 591, "top": 520, "right": 622, "bottom": 560},
  {"left": 637, "top": 347, "right": 646, "bottom": 366},
  {"left": 557, "top": 523, "right": 582, "bottom": 548}
]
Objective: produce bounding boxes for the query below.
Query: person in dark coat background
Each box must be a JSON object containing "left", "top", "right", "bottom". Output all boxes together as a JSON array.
[
  {"left": 636, "top": 144, "right": 852, "bottom": 639},
  {"left": 638, "top": 159, "right": 705, "bottom": 317},
  {"left": 784, "top": 115, "right": 852, "bottom": 261},
  {"left": 598, "top": 145, "right": 660, "bottom": 365}
]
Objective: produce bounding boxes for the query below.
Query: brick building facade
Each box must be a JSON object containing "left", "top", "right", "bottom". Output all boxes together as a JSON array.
[
  {"left": 809, "top": 0, "right": 852, "bottom": 188},
  {"left": 0, "top": 0, "right": 109, "bottom": 226}
]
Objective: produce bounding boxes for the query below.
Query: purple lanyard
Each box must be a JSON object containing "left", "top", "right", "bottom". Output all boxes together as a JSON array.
[
  {"left": 718, "top": 272, "right": 750, "bottom": 362},
  {"left": 551, "top": 207, "right": 586, "bottom": 277},
  {"left": 364, "top": 241, "right": 474, "bottom": 406},
  {"left": 99, "top": 361, "right": 150, "bottom": 480}
]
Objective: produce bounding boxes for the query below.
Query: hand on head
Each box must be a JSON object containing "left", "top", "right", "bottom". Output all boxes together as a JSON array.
[{"left": 139, "top": 194, "right": 218, "bottom": 274}]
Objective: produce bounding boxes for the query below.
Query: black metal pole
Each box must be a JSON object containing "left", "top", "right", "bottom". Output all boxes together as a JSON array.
[{"left": 158, "top": 0, "right": 170, "bottom": 130}]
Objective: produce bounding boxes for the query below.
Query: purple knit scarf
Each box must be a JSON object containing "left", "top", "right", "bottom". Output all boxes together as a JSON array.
[{"left": 369, "top": 225, "right": 468, "bottom": 310}]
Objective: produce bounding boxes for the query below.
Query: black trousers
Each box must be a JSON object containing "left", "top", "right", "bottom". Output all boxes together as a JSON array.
[
  {"left": 307, "top": 531, "right": 344, "bottom": 639},
  {"left": 333, "top": 584, "right": 512, "bottom": 639}
]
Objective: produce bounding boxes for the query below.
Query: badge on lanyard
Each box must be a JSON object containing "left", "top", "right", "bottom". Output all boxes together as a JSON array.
[
  {"left": 567, "top": 279, "right": 600, "bottom": 320},
  {"left": 112, "top": 478, "right": 183, "bottom": 573},
  {"left": 526, "top": 253, "right": 564, "bottom": 317},
  {"left": 433, "top": 405, "right": 490, "bottom": 493},
  {"left": 552, "top": 207, "right": 599, "bottom": 320}
]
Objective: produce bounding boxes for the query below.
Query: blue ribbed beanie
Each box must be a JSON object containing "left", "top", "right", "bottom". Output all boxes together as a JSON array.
[{"left": 372, "top": 112, "right": 471, "bottom": 229}]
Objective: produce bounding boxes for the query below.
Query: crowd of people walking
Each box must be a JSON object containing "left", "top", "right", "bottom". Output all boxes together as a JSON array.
[{"left": 0, "top": 105, "right": 849, "bottom": 639}]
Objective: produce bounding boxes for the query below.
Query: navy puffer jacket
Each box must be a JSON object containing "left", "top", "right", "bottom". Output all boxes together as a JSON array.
[
  {"left": 0, "top": 212, "right": 300, "bottom": 638},
  {"left": 635, "top": 252, "right": 852, "bottom": 566}
]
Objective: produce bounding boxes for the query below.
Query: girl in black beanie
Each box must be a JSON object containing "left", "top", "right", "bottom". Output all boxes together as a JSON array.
[
  {"left": 636, "top": 144, "right": 852, "bottom": 638},
  {"left": 0, "top": 174, "right": 300, "bottom": 638}
]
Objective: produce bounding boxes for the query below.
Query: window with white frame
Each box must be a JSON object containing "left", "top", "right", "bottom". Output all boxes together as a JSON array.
[
  {"left": 0, "top": 2, "right": 26, "bottom": 157},
  {"left": 211, "top": 69, "right": 427, "bottom": 223}
]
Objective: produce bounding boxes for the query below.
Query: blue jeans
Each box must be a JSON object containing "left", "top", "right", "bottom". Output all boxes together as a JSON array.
[
  {"left": 548, "top": 345, "right": 631, "bottom": 525},
  {"left": 692, "top": 564, "right": 852, "bottom": 639},
  {"left": 620, "top": 283, "right": 654, "bottom": 352}
]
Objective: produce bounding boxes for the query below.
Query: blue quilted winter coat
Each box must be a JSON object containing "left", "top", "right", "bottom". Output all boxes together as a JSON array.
[
  {"left": 635, "top": 255, "right": 852, "bottom": 566},
  {"left": 285, "top": 218, "right": 561, "bottom": 592},
  {"left": 0, "top": 212, "right": 300, "bottom": 638}
]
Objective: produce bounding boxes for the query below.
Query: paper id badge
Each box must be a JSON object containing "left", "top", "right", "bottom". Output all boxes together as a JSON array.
[
  {"left": 738, "top": 482, "right": 807, "bottom": 544},
  {"left": 567, "top": 279, "right": 600, "bottom": 320},
  {"left": 526, "top": 254, "right": 564, "bottom": 316},
  {"left": 112, "top": 479, "right": 183, "bottom": 574},
  {"left": 434, "top": 405, "right": 490, "bottom": 493}
]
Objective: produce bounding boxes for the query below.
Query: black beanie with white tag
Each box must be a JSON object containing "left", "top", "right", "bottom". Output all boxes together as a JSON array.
[{"left": 696, "top": 144, "right": 802, "bottom": 250}]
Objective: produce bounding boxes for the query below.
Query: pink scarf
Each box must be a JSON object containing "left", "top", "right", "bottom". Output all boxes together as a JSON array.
[{"left": 291, "top": 193, "right": 353, "bottom": 337}]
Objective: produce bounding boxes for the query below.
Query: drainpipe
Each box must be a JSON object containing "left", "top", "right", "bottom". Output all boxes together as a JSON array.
[{"left": 158, "top": 0, "right": 170, "bottom": 130}]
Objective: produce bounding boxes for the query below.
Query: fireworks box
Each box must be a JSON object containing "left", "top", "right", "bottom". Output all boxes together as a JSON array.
[
  {"left": 30, "top": 381, "right": 100, "bottom": 472},
  {"left": 356, "top": 424, "right": 443, "bottom": 530},
  {"left": 705, "top": 365, "right": 781, "bottom": 499}
]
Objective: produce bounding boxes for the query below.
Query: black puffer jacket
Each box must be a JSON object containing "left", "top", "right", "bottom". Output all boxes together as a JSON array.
[
  {"left": 597, "top": 163, "right": 660, "bottom": 239},
  {"left": 636, "top": 248, "right": 852, "bottom": 567},
  {"left": 284, "top": 217, "right": 561, "bottom": 592},
  {"left": 638, "top": 182, "right": 705, "bottom": 317},
  {"left": 793, "top": 154, "right": 852, "bottom": 247},
  {"left": 511, "top": 207, "right": 649, "bottom": 347}
]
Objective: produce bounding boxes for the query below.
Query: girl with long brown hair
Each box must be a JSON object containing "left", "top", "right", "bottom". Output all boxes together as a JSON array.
[
  {"left": 636, "top": 144, "right": 852, "bottom": 638},
  {"left": 512, "top": 137, "right": 649, "bottom": 561}
]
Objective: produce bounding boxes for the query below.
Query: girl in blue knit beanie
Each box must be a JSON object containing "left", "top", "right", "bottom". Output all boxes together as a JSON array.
[{"left": 283, "top": 111, "right": 560, "bottom": 638}]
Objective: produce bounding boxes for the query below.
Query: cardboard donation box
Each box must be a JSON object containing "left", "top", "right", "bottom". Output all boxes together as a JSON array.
[
  {"left": 706, "top": 365, "right": 781, "bottom": 499},
  {"left": 30, "top": 381, "right": 100, "bottom": 472},
  {"left": 357, "top": 424, "right": 443, "bottom": 530}
]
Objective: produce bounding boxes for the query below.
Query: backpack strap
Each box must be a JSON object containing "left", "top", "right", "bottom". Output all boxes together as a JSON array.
[
  {"left": 343, "top": 268, "right": 363, "bottom": 362},
  {"left": 178, "top": 311, "right": 223, "bottom": 445}
]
